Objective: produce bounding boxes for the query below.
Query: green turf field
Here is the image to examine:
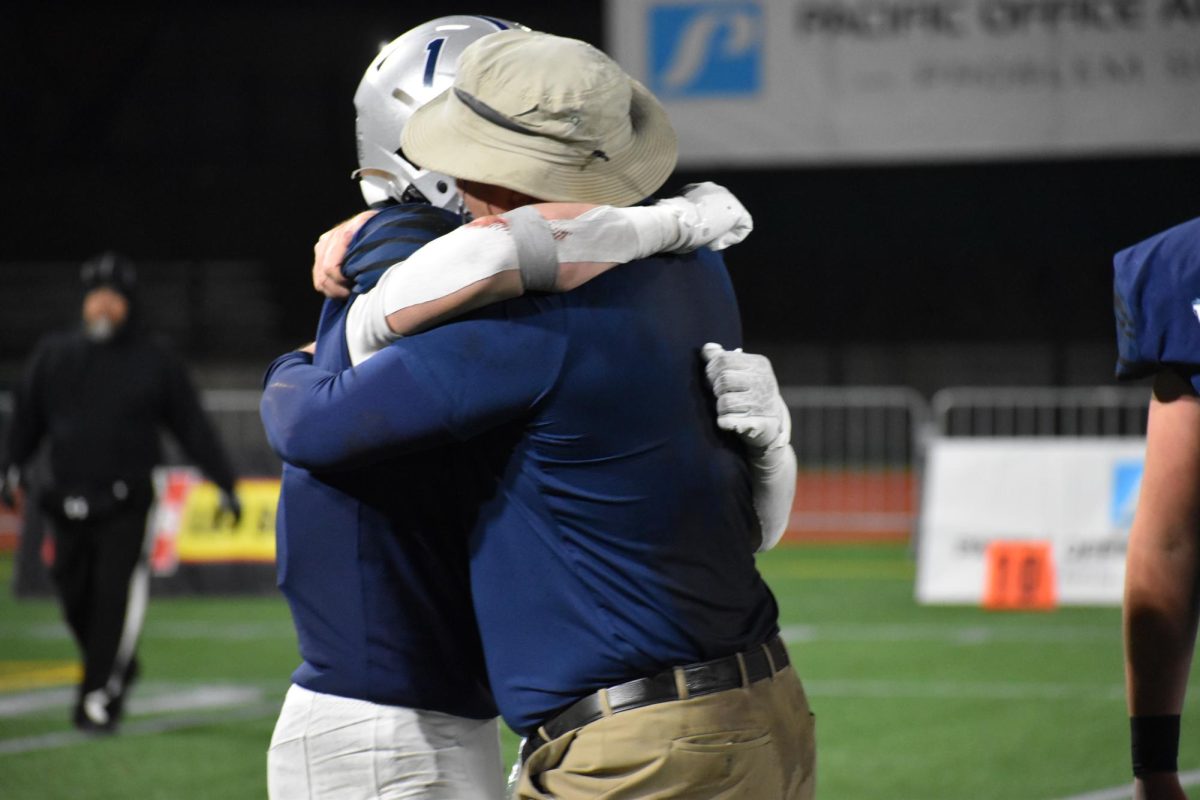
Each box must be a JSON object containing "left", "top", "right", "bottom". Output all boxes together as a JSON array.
[{"left": 0, "top": 544, "right": 1194, "bottom": 799}]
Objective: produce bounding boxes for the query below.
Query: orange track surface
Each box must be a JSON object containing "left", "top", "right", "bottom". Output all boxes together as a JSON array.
[{"left": 785, "top": 469, "right": 915, "bottom": 543}]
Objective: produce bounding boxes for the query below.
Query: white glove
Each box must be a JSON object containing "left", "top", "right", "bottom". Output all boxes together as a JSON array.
[
  {"left": 701, "top": 343, "right": 790, "bottom": 452},
  {"left": 656, "top": 182, "right": 753, "bottom": 253},
  {"left": 701, "top": 343, "right": 796, "bottom": 552}
]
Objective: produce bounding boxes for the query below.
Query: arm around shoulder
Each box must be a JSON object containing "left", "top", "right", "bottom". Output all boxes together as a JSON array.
[
  {"left": 259, "top": 347, "right": 459, "bottom": 471},
  {"left": 342, "top": 184, "right": 753, "bottom": 363}
]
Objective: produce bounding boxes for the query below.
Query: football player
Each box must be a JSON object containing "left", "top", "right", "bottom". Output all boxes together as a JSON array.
[{"left": 1115, "top": 216, "right": 1200, "bottom": 800}]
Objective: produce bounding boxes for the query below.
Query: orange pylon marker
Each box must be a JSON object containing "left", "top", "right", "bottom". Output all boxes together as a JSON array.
[{"left": 982, "top": 540, "right": 1057, "bottom": 611}]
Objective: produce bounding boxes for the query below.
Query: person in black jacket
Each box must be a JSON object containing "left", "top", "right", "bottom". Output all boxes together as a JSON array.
[{"left": 0, "top": 252, "right": 241, "bottom": 733}]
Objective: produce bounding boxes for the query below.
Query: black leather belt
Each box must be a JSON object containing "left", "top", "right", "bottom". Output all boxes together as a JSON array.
[{"left": 521, "top": 636, "right": 790, "bottom": 763}]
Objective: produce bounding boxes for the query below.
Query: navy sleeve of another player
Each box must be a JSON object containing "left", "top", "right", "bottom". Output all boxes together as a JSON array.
[
  {"left": 259, "top": 297, "right": 565, "bottom": 470},
  {"left": 260, "top": 350, "right": 459, "bottom": 471},
  {"left": 1114, "top": 217, "right": 1200, "bottom": 390},
  {"left": 386, "top": 296, "right": 568, "bottom": 441}
]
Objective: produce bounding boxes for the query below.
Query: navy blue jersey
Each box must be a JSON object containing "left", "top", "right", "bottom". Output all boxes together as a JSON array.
[
  {"left": 1114, "top": 216, "right": 1200, "bottom": 391},
  {"left": 264, "top": 203, "right": 496, "bottom": 718},
  {"left": 262, "top": 247, "right": 780, "bottom": 734}
]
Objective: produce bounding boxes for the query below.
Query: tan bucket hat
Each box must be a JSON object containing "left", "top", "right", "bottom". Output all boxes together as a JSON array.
[{"left": 400, "top": 29, "right": 678, "bottom": 207}]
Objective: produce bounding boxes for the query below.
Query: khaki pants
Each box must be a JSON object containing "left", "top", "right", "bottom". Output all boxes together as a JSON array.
[{"left": 517, "top": 666, "right": 816, "bottom": 799}]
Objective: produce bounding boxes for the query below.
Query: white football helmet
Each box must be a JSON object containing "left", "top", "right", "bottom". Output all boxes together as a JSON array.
[{"left": 354, "top": 15, "right": 523, "bottom": 210}]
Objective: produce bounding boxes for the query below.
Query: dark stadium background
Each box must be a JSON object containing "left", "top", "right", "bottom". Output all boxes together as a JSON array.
[
  {"left": 2, "top": 2, "right": 1198, "bottom": 392},
  {"left": 2, "top": 8, "right": 1198, "bottom": 796}
]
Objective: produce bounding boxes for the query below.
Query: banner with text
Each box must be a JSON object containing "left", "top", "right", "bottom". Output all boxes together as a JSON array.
[
  {"left": 607, "top": 0, "right": 1200, "bottom": 164},
  {"left": 148, "top": 468, "right": 279, "bottom": 574},
  {"left": 916, "top": 437, "right": 1146, "bottom": 605}
]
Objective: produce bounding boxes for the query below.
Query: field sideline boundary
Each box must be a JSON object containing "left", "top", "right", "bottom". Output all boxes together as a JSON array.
[
  {"left": 1054, "top": 768, "right": 1200, "bottom": 800},
  {"left": 0, "top": 683, "right": 275, "bottom": 756}
]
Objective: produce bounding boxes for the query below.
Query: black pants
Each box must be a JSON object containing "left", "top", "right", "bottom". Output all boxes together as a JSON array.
[{"left": 48, "top": 487, "right": 152, "bottom": 709}]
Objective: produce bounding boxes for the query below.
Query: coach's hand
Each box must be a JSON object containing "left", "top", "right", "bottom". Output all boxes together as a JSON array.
[
  {"left": 218, "top": 488, "right": 243, "bottom": 528},
  {"left": 1135, "top": 772, "right": 1187, "bottom": 799},
  {"left": 658, "top": 182, "right": 753, "bottom": 253},
  {"left": 313, "top": 211, "right": 377, "bottom": 299},
  {"left": 701, "top": 343, "right": 790, "bottom": 452}
]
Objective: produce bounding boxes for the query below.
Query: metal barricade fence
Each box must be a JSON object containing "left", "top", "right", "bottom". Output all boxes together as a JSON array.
[
  {"left": 781, "top": 387, "right": 929, "bottom": 542},
  {"left": 919, "top": 386, "right": 1152, "bottom": 605},
  {"left": 3, "top": 387, "right": 934, "bottom": 544},
  {"left": 0, "top": 385, "right": 1154, "bottom": 548},
  {"left": 169, "top": 390, "right": 280, "bottom": 477},
  {"left": 930, "top": 386, "right": 1151, "bottom": 438}
]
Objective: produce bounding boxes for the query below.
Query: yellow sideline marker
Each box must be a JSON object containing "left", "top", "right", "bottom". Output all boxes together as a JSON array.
[{"left": 0, "top": 661, "right": 81, "bottom": 692}]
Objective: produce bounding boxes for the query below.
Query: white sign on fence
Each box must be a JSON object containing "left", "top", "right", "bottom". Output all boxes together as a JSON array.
[
  {"left": 607, "top": 0, "right": 1200, "bottom": 165},
  {"left": 916, "top": 437, "right": 1147, "bottom": 605}
]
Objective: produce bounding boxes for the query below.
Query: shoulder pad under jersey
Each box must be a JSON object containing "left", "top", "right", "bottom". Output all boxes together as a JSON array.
[
  {"left": 343, "top": 203, "right": 460, "bottom": 293},
  {"left": 1113, "top": 216, "right": 1200, "bottom": 382}
]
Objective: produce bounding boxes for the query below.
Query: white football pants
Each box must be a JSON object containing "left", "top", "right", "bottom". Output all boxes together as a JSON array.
[{"left": 267, "top": 684, "right": 505, "bottom": 800}]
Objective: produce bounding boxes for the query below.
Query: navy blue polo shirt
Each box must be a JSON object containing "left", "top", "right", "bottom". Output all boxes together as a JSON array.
[
  {"left": 265, "top": 203, "right": 496, "bottom": 718},
  {"left": 1114, "top": 216, "right": 1200, "bottom": 391},
  {"left": 263, "top": 246, "right": 781, "bottom": 734}
]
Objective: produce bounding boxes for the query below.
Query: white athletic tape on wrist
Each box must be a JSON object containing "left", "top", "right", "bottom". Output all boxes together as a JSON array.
[
  {"left": 345, "top": 286, "right": 396, "bottom": 366},
  {"left": 752, "top": 444, "right": 797, "bottom": 552},
  {"left": 501, "top": 206, "right": 558, "bottom": 292},
  {"left": 379, "top": 224, "right": 517, "bottom": 315},
  {"left": 344, "top": 224, "right": 518, "bottom": 365},
  {"left": 553, "top": 205, "right": 681, "bottom": 265},
  {"left": 653, "top": 197, "right": 708, "bottom": 253}
]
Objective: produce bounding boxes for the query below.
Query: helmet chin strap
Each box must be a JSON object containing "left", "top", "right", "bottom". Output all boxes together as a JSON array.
[{"left": 355, "top": 167, "right": 464, "bottom": 216}]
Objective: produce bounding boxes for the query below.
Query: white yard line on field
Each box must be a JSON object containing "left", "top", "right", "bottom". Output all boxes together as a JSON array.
[
  {"left": 0, "top": 687, "right": 75, "bottom": 716},
  {"left": 780, "top": 622, "right": 1117, "bottom": 646},
  {"left": 0, "top": 620, "right": 295, "bottom": 641},
  {"left": 1054, "top": 768, "right": 1200, "bottom": 800},
  {"left": 804, "top": 678, "right": 1123, "bottom": 702},
  {"left": 777, "top": 625, "right": 1122, "bottom": 702},
  {"left": 0, "top": 683, "right": 263, "bottom": 719},
  {"left": 0, "top": 683, "right": 274, "bottom": 755},
  {"left": 5, "top": 620, "right": 1109, "bottom": 645},
  {"left": 0, "top": 701, "right": 278, "bottom": 756}
]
